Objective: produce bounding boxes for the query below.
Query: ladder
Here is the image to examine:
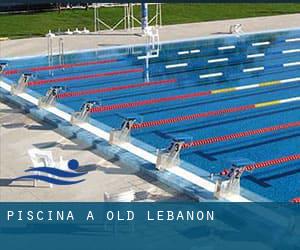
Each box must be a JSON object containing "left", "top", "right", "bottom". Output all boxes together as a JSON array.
[
  {"left": 145, "top": 26, "right": 160, "bottom": 56},
  {"left": 47, "top": 35, "right": 65, "bottom": 75},
  {"left": 47, "top": 35, "right": 53, "bottom": 75},
  {"left": 58, "top": 38, "right": 65, "bottom": 69},
  {"left": 144, "top": 27, "right": 160, "bottom": 81}
]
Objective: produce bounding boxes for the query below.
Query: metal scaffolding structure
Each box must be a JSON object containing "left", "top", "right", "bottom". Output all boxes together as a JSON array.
[{"left": 93, "top": 3, "right": 162, "bottom": 32}]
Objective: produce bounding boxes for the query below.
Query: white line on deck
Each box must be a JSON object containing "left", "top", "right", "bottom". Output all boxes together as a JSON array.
[
  {"left": 166, "top": 63, "right": 188, "bottom": 69},
  {"left": 282, "top": 49, "right": 300, "bottom": 54},
  {"left": 199, "top": 72, "right": 223, "bottom": 78},
  {"left": 208, "top": 58, "right": 228, "bottom": 63},
  {"left": 247, "top": 53, "right": 265, "bottom": 58},
  {"left": 283, "top": 61, "right": 300, "bottom": 67},
  {"left": 45, "top": 106, "right": 72, "bottom": 122},
  {"left": 285, "top": 38, "right": 300, "bottom": 43},
  {"left": 252, "top": 41, "right": 270, "bottom": 46},
  {"left": 169, "top": 167, "right": 215, "bottom": 192},
  {"left": 218, "top": 45, "right": 235, "bottom": 50},
  {"left": 0, "top": 80, "right": 12, "bottom": 92},
  {"left": 243, "top": 67, "right": 264, "bottom": 73}
]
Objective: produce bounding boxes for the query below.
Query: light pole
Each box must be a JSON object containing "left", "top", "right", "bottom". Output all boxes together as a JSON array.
[{"left": 141, "top": 3, "right": 148, "bottom": 33}]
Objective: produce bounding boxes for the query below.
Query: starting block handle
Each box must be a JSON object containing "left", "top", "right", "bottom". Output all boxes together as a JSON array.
[
  {"left": 121, "top": 117, "right": 136, "bottom": 130},
  {"left": 71, "top": 100, "right": 99, "bottom": 124},
  {"left": 213, "top": 163, "right": 246, "bottom": 199},
  {"left": 11, "top": 73, "right": 32, "bottom": 95},
  {"left": 38, "top": 86, "right": 64, "bottom": 108},
  {"left": 0, "top": 62, "right": 8, "bottom": 74},
  {"left": 156, "top": 139, "right": 185, "bottom": 170},
  {"left": 109, "top": 117, "right": 139, "bottom": 145}
]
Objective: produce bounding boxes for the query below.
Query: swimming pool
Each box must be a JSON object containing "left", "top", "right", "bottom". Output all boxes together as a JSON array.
[{"left": 1, "top": 28, "right": 300, "bottom": 202}]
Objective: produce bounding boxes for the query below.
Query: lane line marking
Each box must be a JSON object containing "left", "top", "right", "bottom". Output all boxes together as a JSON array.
[
  {"left": 137, "top": 54, "right": 159, "bottom": 60},
  {"left": 166, "top": 63, "right": 188, "bottom": 69},
  {"left": 285, "top": 38, "right": 300, "bottom": 42},
  {"left": 252, "top": 41, "right": 270, "bottom": 46},
  {"left": 282, "top": 49, "right": 300, "bottom": 54},
  {"left": 243, "top": 67, "right": 264, "bottom": 73},
  {"left": 247, "top": 53, "right": 265, "bottom": 58},
  {"left": 208, "top": 58, "right": 228, "bottom": 63},
  {"left": 177, "top": 51, "right": 189, "bottom": 55},
  {"left": 190, "top": 49, "right": 201, "bottom": 54},
  {"left": 218, "top": 45, "right": 235, "bottom": 50},
  {"left": 283, "top": 61, "right": 300, "bottom": 67},
  {"left": 200, "top": 72, "right": 223, "bottom": 78}
]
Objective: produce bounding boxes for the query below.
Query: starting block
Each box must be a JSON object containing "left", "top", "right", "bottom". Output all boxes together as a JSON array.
[
  {"left": 38, "top": 86, "right": 65, "bottom": 108},
  {"left": 156, "top": 134, "right": 192, "bottom": 170},
  {"left": 11, "top": 73, "right": 32, "bottom": 95},
  {"left": 109, "top": 114, "right": 143, "bottom": 145},
  {"left": 214, "top": 158, "right": 254, "bottom": 199},
  {"left": 71, "top": 101, "right": 99, "bottom": 124}
]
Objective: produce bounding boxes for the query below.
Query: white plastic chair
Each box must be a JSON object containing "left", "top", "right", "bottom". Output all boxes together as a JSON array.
[
  {"left": 45, "top": 30, "right": 55, "bottom": 38},
  {"left": 28, "top": 148, "right": 56, "bottom": 188},
  {"left": 65, "top": 29, "right": 73, "bottom": 35},
  {"left": 229, "top": 24, "right": 243, "bottom": 35},
  {"left": 81, "top": 27, "right": 90, "bottom": 34},
  {"left": 73, "top": 28, "right": 82, "bottom": 34}
]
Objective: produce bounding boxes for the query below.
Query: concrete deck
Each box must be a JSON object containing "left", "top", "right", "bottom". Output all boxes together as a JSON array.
[
  {"left": 0, "top": 14, "right": 299, "bottom": 201},
  {"left": 0, "top": 14, "right": 299, "bottom": 58},
  {"left": 0, "top": 101, "right": 190, "bottom": 201}
]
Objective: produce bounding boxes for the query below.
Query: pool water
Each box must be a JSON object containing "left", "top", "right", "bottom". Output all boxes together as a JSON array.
[{"left": 2, "top": 28, "right": 300, "bottom": 201}]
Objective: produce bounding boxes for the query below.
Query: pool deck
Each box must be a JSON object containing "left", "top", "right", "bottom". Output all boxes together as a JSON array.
[
  {"left": 0, "top": 14, "right": 299, "bottom": 202},
  {"left": 0, "top": 101, "right": 191, "bottom": 201},
  {"left": 1, "top": 13, "right": 299, "bottom": 58}
]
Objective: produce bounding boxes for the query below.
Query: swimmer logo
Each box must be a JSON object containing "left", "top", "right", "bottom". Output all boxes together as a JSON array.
[{"left": 13, "top": 159, "right": 86, "bottom": 185}]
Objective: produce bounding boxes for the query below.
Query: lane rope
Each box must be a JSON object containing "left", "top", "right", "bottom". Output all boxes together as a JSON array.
[
  {"left": 91, "top": 90, "right": 212, "bottom": 112},
  {"left": 131, "top": 96, "right": 300, "bottom": 129},
  {"left": 182, "top": 121, "right": 300, "bottom": 148},
  {"left": 90, "top": 77, "right": 300, "bottom": 113},
  {"left": 219, "top": 154, "right": 300, "bottom": 179},
  {"left": 28, "top": 68, "right": 143, "bottom": 86},
  {"left": 57, "top": 78, "right": 177, "bottom": 98},
  {"left": 133, "top": 105, "right": 254, "bottom": 129},
  {"left": 241, "top": 154, "right": 300, "bottom": 172},
  {"left": 3, "top": 59, "right": 118, "bottom": 75},
  {"left": 291, "top": 197, "right": 300, "bottom": 203}
]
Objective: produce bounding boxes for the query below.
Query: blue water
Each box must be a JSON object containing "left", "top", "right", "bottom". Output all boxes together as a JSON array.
[{"left": 3, "top": 29, "right": 300, "bottom": 201}]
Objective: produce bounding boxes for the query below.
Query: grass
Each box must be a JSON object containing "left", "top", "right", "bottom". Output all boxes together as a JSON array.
[{"left": 0, "top": 3, "right": 300, "bottom": 39}]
